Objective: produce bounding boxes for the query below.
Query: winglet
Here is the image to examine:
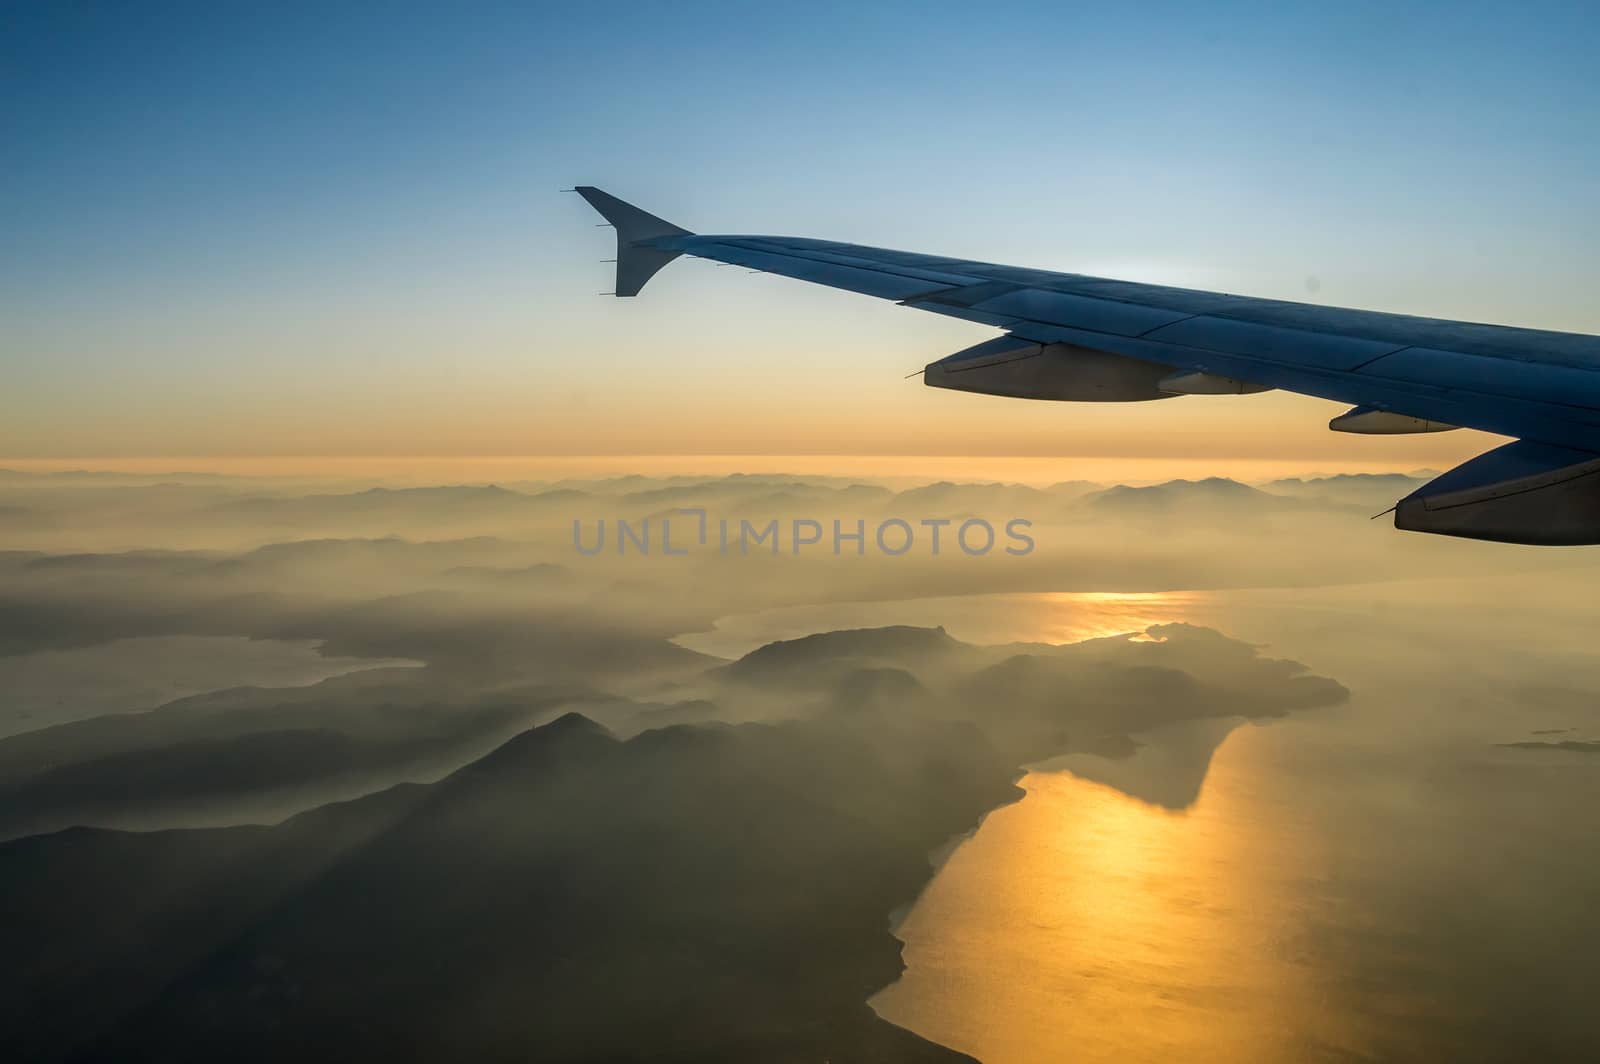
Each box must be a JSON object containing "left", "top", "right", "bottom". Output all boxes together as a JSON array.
[{"left": 573, "top": 186, "right": 691, "bottom": 297}]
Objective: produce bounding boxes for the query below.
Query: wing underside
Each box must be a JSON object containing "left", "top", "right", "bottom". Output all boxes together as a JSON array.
[{"left": 575, "top": 187, "right": 1600, "bottom": 545}]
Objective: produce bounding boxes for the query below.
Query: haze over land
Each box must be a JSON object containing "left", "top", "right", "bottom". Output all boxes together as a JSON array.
[{"left": 2, "top": 462, "right": 1599, "bottom": 1061}]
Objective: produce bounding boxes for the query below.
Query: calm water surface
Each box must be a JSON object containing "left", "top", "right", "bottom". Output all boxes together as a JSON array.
[{"left": 689, "top": 571, "right": 1600, "bottom": 1061}]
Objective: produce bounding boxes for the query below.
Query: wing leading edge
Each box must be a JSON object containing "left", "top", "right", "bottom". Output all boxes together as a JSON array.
[{"left": 573, "top": 186, "right": 1600, "bottom": 545}]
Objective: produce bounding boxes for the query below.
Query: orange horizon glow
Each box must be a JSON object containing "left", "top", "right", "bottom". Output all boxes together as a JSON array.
[{"left": 0, "top": 451, "right": 1479, "bottom": 486}]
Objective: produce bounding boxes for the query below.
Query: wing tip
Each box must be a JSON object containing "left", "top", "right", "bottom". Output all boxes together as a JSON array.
[{"left": 574, "top": 186, "right": 691, "bottom": 297}]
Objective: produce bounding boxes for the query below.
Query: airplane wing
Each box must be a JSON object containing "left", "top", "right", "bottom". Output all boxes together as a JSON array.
[{"left": 573, "top": 186, "right": 1600, "bottom": 545}]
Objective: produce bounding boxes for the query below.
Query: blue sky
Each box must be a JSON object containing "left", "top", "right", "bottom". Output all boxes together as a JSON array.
[{"left": 3, "top": 1, "right": 1597, "bottom": 462}]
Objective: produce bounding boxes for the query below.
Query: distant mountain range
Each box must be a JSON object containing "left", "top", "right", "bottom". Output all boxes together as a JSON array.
[
  {"left": 1263, "top": 472, "right": 1432, "bottom": 507},
  {"left": 1083, "top": 476, "right": 1310, "bottom": 514},
  {"left": 0, "top": 469, "right": 1458, "bottom": 555}
]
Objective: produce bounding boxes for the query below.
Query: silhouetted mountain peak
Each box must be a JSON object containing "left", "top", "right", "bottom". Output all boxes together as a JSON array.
[
  {"left": 1086, "top": 477, "right": 1275, "bottom": 510},
  {"left": 890, "top": 481, "right": 1048, "bottom": 509},
  {"left": 449, "top": 712, "right": 615, "bottom": 779},
  {"left": 726, "top": 625, "right": 963, "bottom": 681},
  {"left": 544, "top": 710, "right": 611, "bottom": 736},
  {"left": 835, "top": 483, "right": 892, "bottom": 500}
]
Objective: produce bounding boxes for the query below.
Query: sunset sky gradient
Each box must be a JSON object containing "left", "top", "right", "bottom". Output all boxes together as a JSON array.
[{"left": 5, "top": 1, "right": 1597, "bottom": 473}]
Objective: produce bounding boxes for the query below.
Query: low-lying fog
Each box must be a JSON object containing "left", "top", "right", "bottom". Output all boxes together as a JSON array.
[{"left": 2, "top": 464, "right": 1597, "bottom": 1062}]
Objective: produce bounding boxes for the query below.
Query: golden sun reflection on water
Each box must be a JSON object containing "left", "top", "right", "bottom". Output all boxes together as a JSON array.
[
  {"left": 682, "top": 575, "right": 1600, "bottom": 1061},
  {"left": 871, "top": 727, "right": 1357, "bottom": 1064},
  {"left": 1023, "top": 591, "right": 1212, "bottom": 645},
  {"left": 672, "top": 590, "right": 1215, "bottom": 661}
]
